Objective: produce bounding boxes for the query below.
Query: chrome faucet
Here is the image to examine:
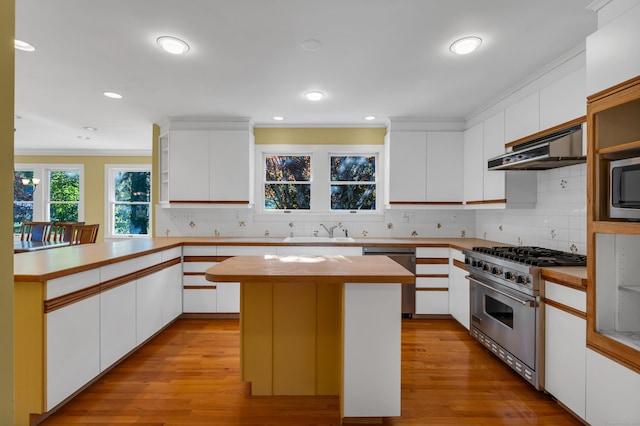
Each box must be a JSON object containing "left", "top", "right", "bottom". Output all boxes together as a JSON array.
[{"left": 320, "top": 223, "right": 341, "bottom": 238}]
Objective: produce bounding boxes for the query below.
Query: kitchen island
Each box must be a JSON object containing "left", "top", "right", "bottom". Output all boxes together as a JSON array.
[{"left": 205, "top": 255, "right": 415, "bottom": 423}]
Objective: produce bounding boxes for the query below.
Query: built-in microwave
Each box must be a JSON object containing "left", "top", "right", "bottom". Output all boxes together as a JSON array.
[{"left": 610, "top": 157, "right": 640, "bottom": 220}]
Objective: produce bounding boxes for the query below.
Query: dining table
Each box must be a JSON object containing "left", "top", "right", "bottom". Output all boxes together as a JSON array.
[{"left": 14, "top": 240, "right": 70, "bottom": 253}]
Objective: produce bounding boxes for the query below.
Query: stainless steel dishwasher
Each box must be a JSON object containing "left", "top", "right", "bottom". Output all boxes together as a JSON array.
[{"left": 362, "top": 246, "right": 416, "bottom": 317}]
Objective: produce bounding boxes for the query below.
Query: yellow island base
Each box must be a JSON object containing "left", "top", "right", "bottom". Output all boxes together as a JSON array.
[{"left": 205, "top": 255, "right": 414, "bottom": 423}]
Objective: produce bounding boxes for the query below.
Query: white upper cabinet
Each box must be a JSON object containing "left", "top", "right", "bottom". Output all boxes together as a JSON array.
[
  {"left": 540, "top": 68, "right": 587, "bottom": 129},
  {"left": 504, "top": 92, "right": 540, "bottom": 143},
  {"left": 587, "top": 2, "right": 640, "bottom": 96},
  {"left": 463, "top": 122, "right": 484, "bottom": 204},
  {"left": 482, "top": 111, "right": 506, "bottom": 202},
  {"left": 168, "top": 130, "right": 210, "bottom": 201},
  {"left": 388, "top": 131, "right": 427, "bottom": 202},
  {"left": 209, "top": 130, "right": 250, "bottom": 202},
  {"left": 387, "top": 129, "right": 463, "bottom": 204},
  {"left": 426, "top": 132, "right": 464, "bottom": 202},
  {"left": 162, "top": 119, "right": 252, "bottom": 204}
]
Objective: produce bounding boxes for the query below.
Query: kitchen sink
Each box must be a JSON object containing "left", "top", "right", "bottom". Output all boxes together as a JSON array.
[{"left": 283, "top": 236, "right": 355, "bottom": 243}]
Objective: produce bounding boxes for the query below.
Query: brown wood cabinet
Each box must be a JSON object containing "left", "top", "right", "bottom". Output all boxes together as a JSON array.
[{"left": 587, "top": 74, "right": 640, "bottom": 373}]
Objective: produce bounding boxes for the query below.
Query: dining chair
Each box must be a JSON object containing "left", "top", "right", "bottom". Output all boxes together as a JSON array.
[
  {"left": 49, "top": 221, "right": 85, "bottom": 242},
  {"left": 69, "top": 224, "right": 100, "bottom": 245},
  {"left": 20, "top": 221, "right": 52, "bottom": 242}
]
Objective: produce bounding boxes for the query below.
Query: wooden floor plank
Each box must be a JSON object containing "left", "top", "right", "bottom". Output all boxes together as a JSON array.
[{"left": 39, "top": 319, "right": 581, "bottom": 425}]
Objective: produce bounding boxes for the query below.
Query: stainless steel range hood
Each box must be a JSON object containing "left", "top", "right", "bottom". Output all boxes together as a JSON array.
[{"left": 488, "top": 123, "right": 585, "bottom": 171}]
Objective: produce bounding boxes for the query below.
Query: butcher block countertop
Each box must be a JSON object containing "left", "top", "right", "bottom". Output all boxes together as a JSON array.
[
  {"left": 205, "top": 255, "right": 415, "bottom": 284},
  {"left": 14, "top": 236, "right": 586, "bottom": 286}
]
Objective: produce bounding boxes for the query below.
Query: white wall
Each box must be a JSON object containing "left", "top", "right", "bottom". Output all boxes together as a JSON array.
[{"left": 475, "top": 163, "right": 586, "bottom": 254}]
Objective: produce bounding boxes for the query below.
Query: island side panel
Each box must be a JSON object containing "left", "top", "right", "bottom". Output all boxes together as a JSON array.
[
  {"left": 272, "top": 282, "right": 317, "bottom": 395},
  {"left": 342, "top": 283, "right": 402, "bottom": 419},
  {"left": 14, "top": 281, "right": 46, "bottom": 425},
  {"left": 316, "top": 282, "right": 341, "bottom": 395},
  {"left": 240, "top": 281, "right": 273, "bottom": 395}
]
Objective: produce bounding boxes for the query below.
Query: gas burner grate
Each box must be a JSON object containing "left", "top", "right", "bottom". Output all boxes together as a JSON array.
[{"left": 471, "top": 246, "right": 586, "bottom": 267}]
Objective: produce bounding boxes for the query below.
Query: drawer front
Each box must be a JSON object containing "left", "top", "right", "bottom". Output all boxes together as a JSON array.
[
  {"left": 416, "top": 277, "right": 449, "bottom": 289},
  {"left": 183, "top": 261, "right": 218, "bottom": 274},
  {"left": 217, "top": 246, "right": 277, "bottom": 256},
  {"left": 183, "top": 289, "right": 217, "bottom": 313},
  {"left": 415, "top": 290, "right": 449, "bottom": 314},
  {"left": 416, "top": 247, "right": 449, "bottom": 258},
  {"left": 545, "top": 281, "right": 586, "bottom": 313},
  {"left": 416, "top": 263, "right": 449, "bottom": 275},
  {"left": 183, "top": 246, "right": 217, "bottom": 256}
]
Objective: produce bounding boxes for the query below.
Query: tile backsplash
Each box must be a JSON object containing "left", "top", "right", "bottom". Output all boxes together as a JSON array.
[
  {"left": 155, "top": 163, "right": 586, "bottom": 254},
  {"left": 475, "top": 163, "right": 587, "bottom": 254}
]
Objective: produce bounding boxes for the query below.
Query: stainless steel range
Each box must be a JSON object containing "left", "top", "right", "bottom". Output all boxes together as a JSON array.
[{"left": 463, "top": 246, "right": 586, "bottom": 390}]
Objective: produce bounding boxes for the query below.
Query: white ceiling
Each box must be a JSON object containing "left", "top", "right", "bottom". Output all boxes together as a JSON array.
[{"left": 13, "top": 0, "right": 597, "bottom": 155}]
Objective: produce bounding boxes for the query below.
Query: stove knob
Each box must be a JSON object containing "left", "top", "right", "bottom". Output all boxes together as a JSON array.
[
  {"left": 504, "top": 271, "right": 514, "bottom": 281},
  {"left": 465, "top": 258, "right": 470, "bottom": 265},
  {"left": 516, "top": 275, "right": 526, "bottom": 284},
  {"left": 471, "top": 260, "right": 478, "bottom": 267},
  {"left": 483, "top": 263, "right": 490, "bottom": 271},
  {"left": 491, "top": 266, "right": 502, "bottom": 276}
]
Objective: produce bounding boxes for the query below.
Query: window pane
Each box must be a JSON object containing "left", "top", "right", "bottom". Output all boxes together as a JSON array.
[
  {"left": 114, "top": 171, "right": 151, "bottom": 202},
  {"left": 14, "top": 171, "right": 34, "bottom": 202},
  {"left": 49, "top": 203, "right": 79, "bottom": 222},
  {"left": 265, "top": 156, "right": 311, "bottom": 182},
  {"left": 50, "top": 170, "right": 80, "bottom": 202},
  {"left": 114, "top": 204, "right": 150, "bottom": 235},
  {"left": 331, "top": 184, "right": 376, "bottom": 210},
  {"left": 330, "top": 156, "right": 375, "bottom": 182},
  {"left": 265, "top": 184, "right": 310, "bottom": 210},
  {"left": 14, "top": 202, "right": 33, "bottom": 233}
]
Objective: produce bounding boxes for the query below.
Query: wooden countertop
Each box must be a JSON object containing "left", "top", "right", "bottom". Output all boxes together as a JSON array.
[
  {"left": 13, "top": 236, "right": 586, "bottom": 286},
  {"left": 205, "top": 255, "right": 416, "bottom": 284}
]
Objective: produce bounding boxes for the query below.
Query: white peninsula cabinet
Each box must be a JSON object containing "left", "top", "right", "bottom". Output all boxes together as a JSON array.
[
  {"left": 160, "top": 118, "right": 252, "bottom": 204},
  {"left": 43, "top": 247, "right": 182, "bottom": 411},
  {"left": 387, "top": 128, "right": 464, "bottom": 205}
]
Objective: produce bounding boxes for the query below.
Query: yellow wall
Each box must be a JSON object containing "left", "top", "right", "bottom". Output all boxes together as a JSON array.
[
  {"left": 254, "top": 127, "right": 386, "bottom": 145},
  {"left": 1, "top": 1, "right": 15, "bottom": 424},
  {"left": 14, "top": 155, "right": 151, "bottom": 241}
]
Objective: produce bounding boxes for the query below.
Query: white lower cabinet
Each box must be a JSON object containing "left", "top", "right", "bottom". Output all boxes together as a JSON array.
[
  {"left": 216, "top": 282, "right": 240, "bottom": 313},
  {"left": 544, "top": 280, "right": 587, "bottom": 420},
  {"left": 415, "top": 247, "right": 449, "bottom": 315},
  {"left": 136, "top": 272, "right": 165, "bottom": 345},
  {"left": 161, "top": 263, "right": 183, "bottom": 325},
  {"left": 100, "top": 281, "right": 137, "bottom": 372},
  {"left": 46, "top": 295, "right": 101, "bottom": 410},
  {"left": 586, "top": 349, "right": 640, "bottom": 425},
  {"left": 448, "top": 249, "right": 469, "bottom": 329}
]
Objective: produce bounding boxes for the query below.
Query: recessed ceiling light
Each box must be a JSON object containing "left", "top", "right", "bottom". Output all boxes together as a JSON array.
[
  {"left": 304, "top": 91, "right": 325, "bottom": 102},
  {"left": 157, "top": 36, "right": 190, "bottom": 55},
  {"left": 364, "top": 116, "right": 376, "bottom": 121},
  {"left": 83, "top": 126, "right": 98, "bottom": 131},
  {"left": 103, "top": 91, "right": 123, "bottom": 99},
  {"left": 273, "top": 116, "right": 285, "bottom": 121},
  {"left": 14, "top": 39, "right": 35, "bottom": 52},
  {"left": 301, "top": 39, "right": 322, "bottom": 52},
  {"left": 77, "top": 136, "right": 91, "bottom": 140},
  {"left": 449, "top": 36, "right": 482, "bottom": 55}
]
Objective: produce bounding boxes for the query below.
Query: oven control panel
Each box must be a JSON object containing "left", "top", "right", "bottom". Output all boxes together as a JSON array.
[{"left": 464, "top": 254, "right": 537, "bottom": 294}]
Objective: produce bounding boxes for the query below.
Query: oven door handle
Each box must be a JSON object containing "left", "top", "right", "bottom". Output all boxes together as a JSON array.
[{"left": 466, "top": 275, "right": 535, "bottom": 307}]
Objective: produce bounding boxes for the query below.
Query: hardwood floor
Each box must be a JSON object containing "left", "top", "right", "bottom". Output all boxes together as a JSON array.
[{"left": 40, "top": 319, "right": 581, "bottom": 425}]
